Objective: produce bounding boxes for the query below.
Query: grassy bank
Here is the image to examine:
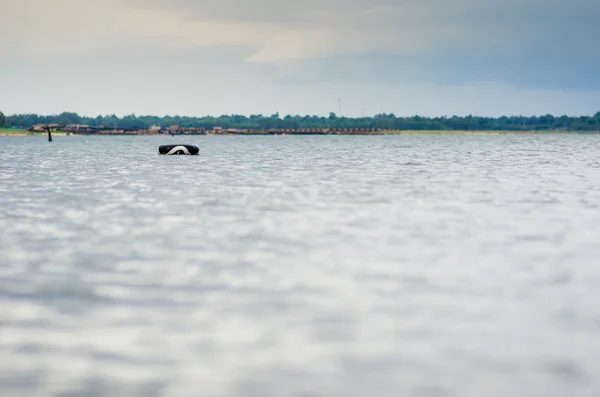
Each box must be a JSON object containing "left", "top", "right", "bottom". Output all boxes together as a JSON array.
[
  {"left": 0, "top": 129, "right": 70, "bottom": 136},
  {"left": 379, "top": 130, "right": 595, "bottom": 135},
  {"left": 162, "top": 130, "right": 584, "bottom": 136}
]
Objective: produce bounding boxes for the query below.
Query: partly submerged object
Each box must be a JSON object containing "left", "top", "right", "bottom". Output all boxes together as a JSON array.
[{"left": 158, "top": 144, "right": 199, "bottom": 155}]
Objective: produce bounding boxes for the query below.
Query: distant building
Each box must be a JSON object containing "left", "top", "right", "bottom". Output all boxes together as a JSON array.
[
  {"left": 65, "top": 124, "right": 90, "bottom": 132},
  {"left": 29, "top": 123, "right": 61, "bottom": 132}
]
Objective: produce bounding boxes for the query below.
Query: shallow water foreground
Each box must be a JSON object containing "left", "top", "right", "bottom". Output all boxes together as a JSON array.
[{"left": 1, "top": 134, "right": 600, "bottom": 397}]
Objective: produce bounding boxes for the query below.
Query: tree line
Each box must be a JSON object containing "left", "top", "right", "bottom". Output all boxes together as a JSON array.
[{"left": 2, "top": 111, "right": 600, "bottom": 131}]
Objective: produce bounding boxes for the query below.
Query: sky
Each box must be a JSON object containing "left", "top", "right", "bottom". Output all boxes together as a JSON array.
[{"left": 1, "top": 0, "right": 599, "bottom": 118}]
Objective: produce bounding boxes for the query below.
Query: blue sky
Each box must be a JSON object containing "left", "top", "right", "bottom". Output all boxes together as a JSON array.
[{"left": 1, "top": 0, "right": 599, "bottom": 117}]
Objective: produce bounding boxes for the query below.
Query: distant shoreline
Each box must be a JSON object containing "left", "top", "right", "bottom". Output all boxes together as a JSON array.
[
  {"left": 1, "top": 129, "right": 599, "bottom": 136},
  {"left": 0, "top": 130, "right": 69, "bottom": 136}
]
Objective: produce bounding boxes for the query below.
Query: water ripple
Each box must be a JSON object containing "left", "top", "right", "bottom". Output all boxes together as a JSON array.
[{"left": 2, "top": 135, "right": 600, "bottom": 397}]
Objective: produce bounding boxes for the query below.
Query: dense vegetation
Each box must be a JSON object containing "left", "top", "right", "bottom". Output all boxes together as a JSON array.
[
  {"left": 0, "top": 111, "right": 5, "bottom": 127},
  {"left": 2, "top": 111, "right": 600, "bottom": 131}
]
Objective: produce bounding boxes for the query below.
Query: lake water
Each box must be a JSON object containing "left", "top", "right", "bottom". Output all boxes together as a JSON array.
[{"left": 1, "top": 134, "right": 600, "bottom": 397}]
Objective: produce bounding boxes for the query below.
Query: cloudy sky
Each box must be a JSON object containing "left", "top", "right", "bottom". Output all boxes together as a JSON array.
[{"left": 1, "top": 0, "right": 599, "bottom": 117}]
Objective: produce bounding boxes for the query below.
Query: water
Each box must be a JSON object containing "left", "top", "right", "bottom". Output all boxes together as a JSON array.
[{"left": 1, "top": 134, "right": 600, "bottom": 397}]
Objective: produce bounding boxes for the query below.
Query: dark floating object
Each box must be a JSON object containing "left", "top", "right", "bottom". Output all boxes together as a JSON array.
[{"left": 158, "top": 144, "right": 199, "bottom": 155}]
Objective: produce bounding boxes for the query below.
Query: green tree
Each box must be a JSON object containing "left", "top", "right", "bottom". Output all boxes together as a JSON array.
[
  {"left": 0, "top": 110, "right": 5, "bottom": 127},
  {"left": 5, "top": 110, "right": 600, "bottom": 132},
  {"left": 117, "top": 114, "right": 146, "bottom": 130},
  {"left": 56, "top": 112, "right": 81, "bottom": 125}
]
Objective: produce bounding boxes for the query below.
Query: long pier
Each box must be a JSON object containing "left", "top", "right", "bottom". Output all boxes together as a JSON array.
[{"left": 28, "top": 124, "right": 392, "bottom": 135}]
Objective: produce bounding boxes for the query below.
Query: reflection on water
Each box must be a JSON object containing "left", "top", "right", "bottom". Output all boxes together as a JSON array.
[{"left": 1, "top": 135, "right": 600, "bottom": 397}]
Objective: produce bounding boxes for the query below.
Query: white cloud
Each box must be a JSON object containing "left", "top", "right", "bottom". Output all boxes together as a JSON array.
[{"left": 1, "top": 0, "right": 123, "bottom": 57}]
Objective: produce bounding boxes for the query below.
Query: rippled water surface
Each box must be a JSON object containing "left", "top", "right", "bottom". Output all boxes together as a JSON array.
[{"left": 2, "top": 134, "right": 600, "bottom": 397}]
